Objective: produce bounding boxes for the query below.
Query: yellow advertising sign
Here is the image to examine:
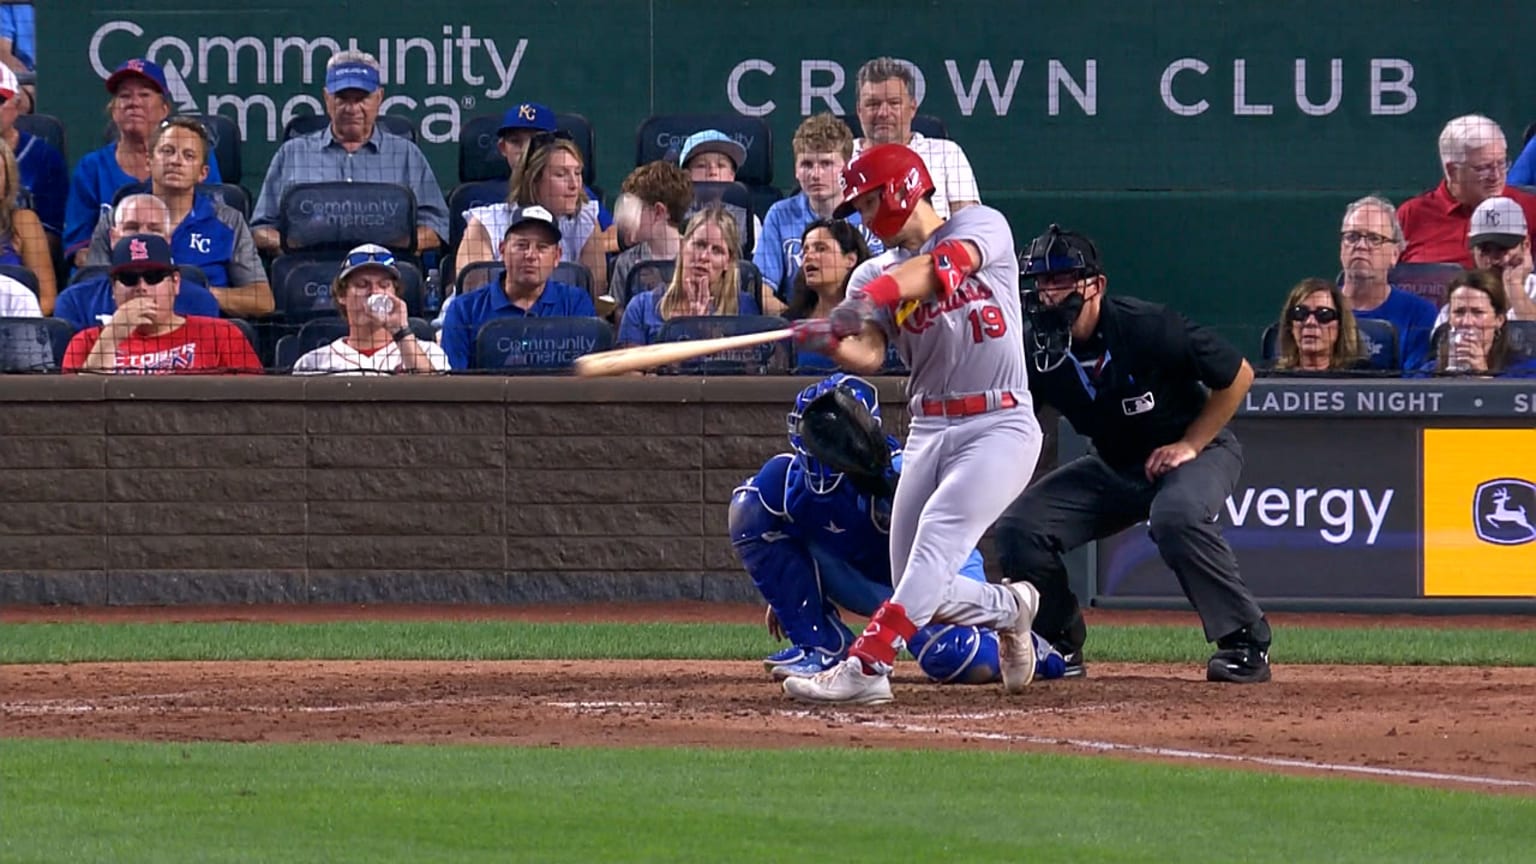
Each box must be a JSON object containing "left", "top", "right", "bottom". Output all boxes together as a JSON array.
[{"left": 1423, "top": 429, "right": 1536, "bottom": 596}]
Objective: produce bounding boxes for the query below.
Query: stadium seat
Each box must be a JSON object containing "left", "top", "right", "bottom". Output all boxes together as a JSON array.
[
  {"left": 457, "top": 112, "right": 598, "bottom": 186},
  {"left": 455, "top": 260, "right": 502, "bottom": 295},
  {"left": 276, "top": 182, "right": 418, "bottom": 256},
  {"left": 655, "top": 314, "right": 790, "bottom": 375},
  {"left": 1355, "top": 319, "right": 1401, "bottom": 370},
  {"left": 1504, "top": 320, "right": 1536, "bottom": 363},
  {"left": 189, "top": 113, "right": 243, "bottom": 186},
  {"left": 635, "top": 114, "right": 774, "bottom": 187},
  {"left": 283, "top": 113, "right": 416, "bottom": 142},
  {"left": 473, "top": 316, "right": 614, "bottom": 372},
  {"left": 0, "top": 316, "right": 59, "bottom": 371},
  {"left": 273, "top": 334, "right": 301, "bottom": 370},
  {"left": 621, "top": 258, "right": 764, "bottom": 315},
  {"left": 553, "top": 262, "right": 593, "bottom": 295},
  {"left": 227, "top": 318, "right": 260, "bottom": 357},
  {"left": 15, "top": 113, "right": 66, "bottom": 160},
  {"left": 747, "top": 185, "right": 784, "bottom": 222},
  {"left": 0, "top": 264, "right": 39, "bottom": 298},
  {"left": 686, "top": 181, "right": 756, "bottom": 255},
  {"left": 445, "top": 180, "right": 508, "bottom": 277},
  {"left": 1388, "top": 262, "right": 1464, "bottom": 308}
]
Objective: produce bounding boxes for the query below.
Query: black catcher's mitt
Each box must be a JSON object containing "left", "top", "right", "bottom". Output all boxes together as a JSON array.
[{"left": 795, "top": 385, "right": 896, "bottom": 498}]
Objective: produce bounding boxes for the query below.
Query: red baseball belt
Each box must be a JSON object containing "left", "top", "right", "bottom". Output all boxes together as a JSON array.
[{"left": 917, "top": 392, "right": 1018, "bottom": 418}]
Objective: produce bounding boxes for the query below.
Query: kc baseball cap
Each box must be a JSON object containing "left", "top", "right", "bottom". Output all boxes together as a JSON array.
[
  {"left": 503, "top": 205, "right": 563, "bottom": 243},
  {"left": 498, "top": 102, "right": 557, "bottom": 135},
  {"left": 325, "top": 59, "right": 381, "bottom": 95},
  {"left": 110, "top": 234, "right": 175, "bottom": 275},
  {"left": 1468, "top": 197, "right": 1528, "bottom": 249},
  {"left": 105, "top": 58, "right": 169, "bottom": 95},
  {"left": 337, "top": 243, "right": 401, "bottom": 282},
  {"left": 678, "top": 130, "right": 747, "bottom": 170}
]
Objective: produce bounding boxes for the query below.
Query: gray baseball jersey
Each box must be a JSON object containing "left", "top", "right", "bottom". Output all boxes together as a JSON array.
[{"left": 848, "top": 205, "right": 1029, "bottom": 401}]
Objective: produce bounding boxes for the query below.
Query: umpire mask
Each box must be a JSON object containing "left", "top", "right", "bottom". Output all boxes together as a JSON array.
[{"left": 1020, "top": 225, "right": 1101, "bottom": 373}]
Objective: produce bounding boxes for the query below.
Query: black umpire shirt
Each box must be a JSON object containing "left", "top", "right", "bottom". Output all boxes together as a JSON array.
[{"left": 1026, "top": 295, "right": 1245, "bottom": 469}]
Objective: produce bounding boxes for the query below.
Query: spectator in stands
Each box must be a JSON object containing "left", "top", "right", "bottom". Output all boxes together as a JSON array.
[
  {"left": 851, "top": 57, "right": 978, "bottom": 218},
  {"left": 458, "top": 133, "right": 608, "bottom": 297},
  {"left": 1434, "top": 270, "right": 1535, "bottom": 377},
  {"left": 618, "top": 205, "right": 761, "bottom": 347},
  {"left": 0, "top": 271, "right": 38, "bottom": 316},
  {"left": 1338, "top": 195, "right": 1437, "bottom": 371},
  {"left": 0, "top": 64, "right": 64, "bottom": 237},
  {"left": 1467, "top": 196, "right": 1536, "bottom": 319},
  {"left": 490, "top": 101, "right": 611, "bottom": 229},
  {"left": 1398, "top": 115, "right": 1536, "bottom": 268},
  {"left": 53, "top": 193, "right": 220, "bottom": 330},
  {"left": 1271, "top": 278, "right": 1361, "bottom": 372},
  {"left": 611, "top": 161, "right": 692, "bottom": 305},
  {"left": 756, "top": 114, "right": 883, "bottom": 306},
  {"left": 1511, "top": 130, "right": 1536, "bottom": 188},
  {"left": 784, "top": 219, "right": 871, "bottom": 321},
  {"left": 677, "top": 129, "right": 762, "bottom": 256},
  {"left": 293, "top": 243, "right": 447, "bottom": 374},
  {"left": 0, "top": 137, "right": 52, "bottom": 312},
  {"left": 62, "top": 234, "right": 261, "bottom": 374},
  {"left": 65, "top": 59, "right": 225, "bottom": 265},
  {"left": 0, "top": 3, "right": 33, "bottom": 73},
  {"left": 250, "top": 50, "right": 448, "bottom": 255},
  {"left": 439, "top": 205, "right": 594, "bottom": 370},
  {"left": 85, "top": 119, "right": 272, "bottom": 318}
]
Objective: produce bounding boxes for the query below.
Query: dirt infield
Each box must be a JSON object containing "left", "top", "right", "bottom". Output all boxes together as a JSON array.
[{"left": 3, "top": 604, "right": 1534, "bottom": 794}]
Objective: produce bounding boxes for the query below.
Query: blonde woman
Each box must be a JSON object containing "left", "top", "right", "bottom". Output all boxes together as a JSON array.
[
  {"left": 618, "top": 205, "right": 761, "bottom": 346},
  {"left": 1272, "top": 278, "right": 1361, "bottom": 372},
  {"left": 457, "top": 133, "right": 608, "bottom": 296},
  {"left": 0, "top": 137, "right": 54, "bottom": 312}
]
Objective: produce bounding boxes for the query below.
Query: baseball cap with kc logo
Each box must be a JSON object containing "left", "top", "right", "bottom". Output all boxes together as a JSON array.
[{"left": 1468, "top": 197, "right": 1528, "bottom": 250}]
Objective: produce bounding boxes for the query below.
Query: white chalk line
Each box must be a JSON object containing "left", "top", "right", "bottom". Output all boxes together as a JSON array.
[{"left": 772, "top": 710, "right": 1536, "bottom": 790}]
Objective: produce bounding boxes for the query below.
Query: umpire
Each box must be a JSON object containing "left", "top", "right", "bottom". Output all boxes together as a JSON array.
[{"left": 995, "top": 225, "right": 1272, "bottom": 684}]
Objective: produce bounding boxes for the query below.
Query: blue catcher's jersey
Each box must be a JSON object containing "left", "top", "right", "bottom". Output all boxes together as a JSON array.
[{"left": 738, "top": 436, "right": 904, "bottom": 586}]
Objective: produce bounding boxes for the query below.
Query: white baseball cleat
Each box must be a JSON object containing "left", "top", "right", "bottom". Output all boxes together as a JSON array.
[
  {"left": 782, "top": 657, "right": 893, "bottom": 705},
  {"left": 998, "top": 580, "right": 1040, "bottom": 693}
]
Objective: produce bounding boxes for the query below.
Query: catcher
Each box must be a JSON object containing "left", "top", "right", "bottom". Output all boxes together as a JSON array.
[{"left": 729, "top": 373, "right": 1066, "bottom": 686}]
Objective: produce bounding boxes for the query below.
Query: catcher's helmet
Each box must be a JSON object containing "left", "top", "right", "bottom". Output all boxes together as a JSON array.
[
  {"left": 833, "top": 144, "right": 934, "bottom": 240},
  {"left": 787, "top": 373, "right": 880, "bottom": 494}
]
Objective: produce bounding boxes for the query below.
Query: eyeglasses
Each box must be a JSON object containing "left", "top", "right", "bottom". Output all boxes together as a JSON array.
[
  {"left": 1458, "top": 159, "right": 1509, "bottom": 178},
  {"left": 1289, "top": 305, "right": 1339, "bottom": 324},
  {"left": 345, "top": 248, "right": 395, "bottom": 269},
  {"left": 1340, "top": 230, "right": 1395, "bottom": 249},
  {"left": 527, "top": 129, "right": 575, "bottom": 153},
  {"left": 117, "top": 269, "right": 176, "bottom": 287}
]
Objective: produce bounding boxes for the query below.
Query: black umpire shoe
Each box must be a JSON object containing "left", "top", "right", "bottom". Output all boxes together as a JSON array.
[
  {"left": 1056, "top": 645, "right": 1087, "bottom": 679},
  {"left": 1206, "top": 627, "right": 1271, "bottom": 684}
]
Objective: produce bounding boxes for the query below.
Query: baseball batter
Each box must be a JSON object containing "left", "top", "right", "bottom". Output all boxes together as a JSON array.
[
  {"left": 785, "top": 144, "right": 1044, "bottom": 704},
  {"left": 730, "top": 373, "right": 1067, "bottom": 690}
]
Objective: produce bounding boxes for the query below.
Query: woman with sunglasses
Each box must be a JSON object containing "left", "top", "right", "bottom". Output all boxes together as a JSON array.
[
  {"left": 1272, "top": 278, "right": 1362, "bottom": 373},
  {"left": 83, "top": 117, "right": 272, "bottom": 318},
  {"left": 617, "top": 205, "right": 760, "bottom": 346},
  {"left": 457, "top": 132, "right": 609, "bottom": 300},
  {"left": 63, "top": 234, "right": 260, "bottom": 374},
  {"left": 1434, "top": 269, "right": 1536, "bottom": 377},
  {"left": 292, "top": 243, "right": 447, "bottom": 375}
]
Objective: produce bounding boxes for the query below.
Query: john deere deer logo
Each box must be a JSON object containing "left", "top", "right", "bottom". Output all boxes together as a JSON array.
[{"left": 1473, "top": 480, "right": 1536, "bottom": 546}]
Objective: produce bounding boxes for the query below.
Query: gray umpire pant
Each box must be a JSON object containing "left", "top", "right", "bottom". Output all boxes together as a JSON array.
[{"left": 994, "top": 429, "right": 1267, "bottom": 646}]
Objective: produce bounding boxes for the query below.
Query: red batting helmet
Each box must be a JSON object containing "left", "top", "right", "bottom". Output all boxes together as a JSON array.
[{"left": 833, "top": 144, "right": 934, "bottom": 239}]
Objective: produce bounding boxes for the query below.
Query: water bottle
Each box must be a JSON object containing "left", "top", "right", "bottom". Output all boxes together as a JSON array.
[
  {"left": 424, "top": 270, "right": 443, "bottom": 315},
  {"left": 365, "top": 294, "right": 394, "bottom": 320}
]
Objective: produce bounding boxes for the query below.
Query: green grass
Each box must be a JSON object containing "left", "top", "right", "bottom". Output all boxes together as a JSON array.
[
  {"left": 1, "top": 620, "right": 1532, "bottom": 666},
  {"left": 2, "top": 739, "right": 1531, "bottom": 864}
]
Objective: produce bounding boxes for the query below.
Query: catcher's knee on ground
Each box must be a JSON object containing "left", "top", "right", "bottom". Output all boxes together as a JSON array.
[{"left": 908, "top": 626, "right": 1068, "bottom": 684}]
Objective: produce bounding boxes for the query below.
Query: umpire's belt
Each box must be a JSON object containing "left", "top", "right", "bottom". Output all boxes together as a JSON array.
[{"left": 916, "top": 392, "right": 1018, "bottom": 418}]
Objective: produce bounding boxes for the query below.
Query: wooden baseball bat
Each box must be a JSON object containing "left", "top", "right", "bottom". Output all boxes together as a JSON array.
[{"left": 574, "top": 328, "right": 796, "bottom": 377}]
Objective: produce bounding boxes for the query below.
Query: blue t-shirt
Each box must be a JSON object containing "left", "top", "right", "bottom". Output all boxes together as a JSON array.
[
  {"left": 14, "top": 130, "right": 68, "bottom": 235},
  {"left": 0, "top": 5, "right": 33, "bottom": 69},
  {"left": 1509, "top": 137, "right": 1536, "bottom": 188},
  {"left": 752, "top": 192, "right": 883, "bottom": 301},
  {"left": 439, "top": 278, "right": 595, "bottom": 370},
  {"left": 1354, "top": 287, "right": 1438, "bottom": 372},
  {"left": 65, "top": 143, "right": 224, "bottom": 253},
  {"left": 52, "top": 275, "right": 223, "bottom": 331},
  {"left": 617, "top": 287, "right": 763, "bottom": 346}
]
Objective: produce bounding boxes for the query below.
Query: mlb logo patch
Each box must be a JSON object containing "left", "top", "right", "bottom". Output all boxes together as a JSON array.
[{"left": 1121, "top": 391, "right": 1155, "bottom": 416}]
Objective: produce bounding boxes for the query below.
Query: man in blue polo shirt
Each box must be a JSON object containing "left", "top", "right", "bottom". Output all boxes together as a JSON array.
[
  {"left": 439, "top": 205, "right": 595, "bottom": 369},
  {"left": 52, "top": 194, "right": 221, "bottom": 331}
]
